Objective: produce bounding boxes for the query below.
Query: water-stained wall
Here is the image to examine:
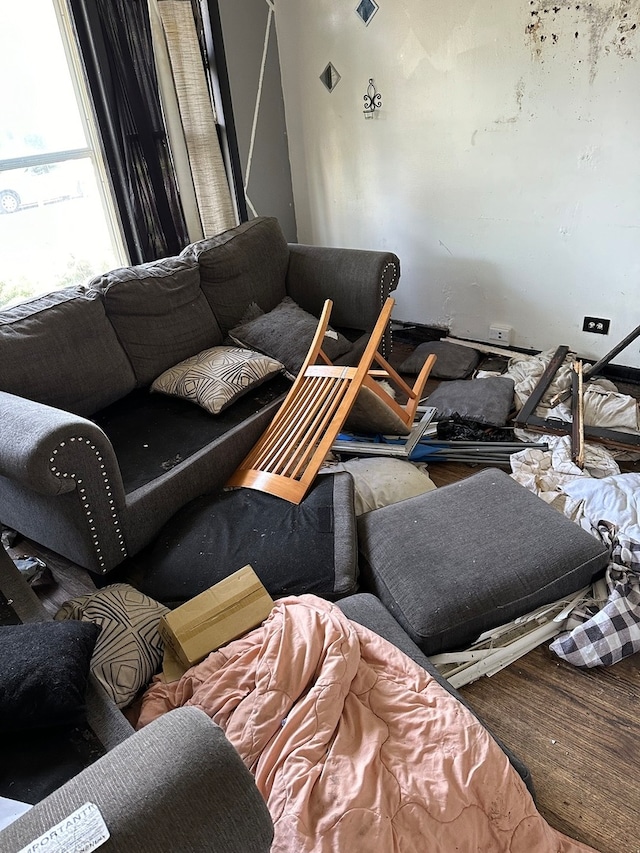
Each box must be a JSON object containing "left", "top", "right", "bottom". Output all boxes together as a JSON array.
[{"left": 274, "top": 1, "right": 640, "bottom": 367}]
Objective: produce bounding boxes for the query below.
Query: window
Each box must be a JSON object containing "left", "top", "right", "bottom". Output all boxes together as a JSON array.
[{"left": 0, "top": 0, "right": 126, "bottom": 309}]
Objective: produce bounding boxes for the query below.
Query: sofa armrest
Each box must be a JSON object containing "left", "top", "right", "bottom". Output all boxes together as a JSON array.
[
  {"left": 0, "top": 707, "right": 274, "bottom": 853},
  {"left": 0, "top": 392, "right": 120, "bottom": 496},
  {"left": 286, "top": 244, "right": 400, "bottom": 353},
  {"left": 0, "top": 391, "right": 129, "bottom": 573}
]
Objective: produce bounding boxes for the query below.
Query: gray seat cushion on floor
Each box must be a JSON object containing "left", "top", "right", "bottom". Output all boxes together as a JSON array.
[
  {"left": 337, "top": 592, "right": 535, "bottom": 798},
  {"left": 399, "top": 340, "right": 481, "bottom": 380},
  {"left": 357, "top": 468, "right": 609, "bottom": 656}
]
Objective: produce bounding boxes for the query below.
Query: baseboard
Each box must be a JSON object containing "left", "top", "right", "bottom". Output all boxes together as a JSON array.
[{"left": 392, "top": 321, "right": 640, "bottom": 385}]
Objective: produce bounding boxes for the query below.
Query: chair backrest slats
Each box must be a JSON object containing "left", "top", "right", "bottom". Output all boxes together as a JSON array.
[{"left": 226, "top": 297, "right": 436, "bottom": 504}]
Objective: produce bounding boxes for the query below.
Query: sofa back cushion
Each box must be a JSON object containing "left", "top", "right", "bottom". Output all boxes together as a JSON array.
[
  {"left": 90, "top": 256, "right": 222, "bottom": 387},
  {"left": 182, "top": 217, "right": 289, "bottom": 334},
  {"left": 0, "top": 287, "right": 136, "bottom": 415}
]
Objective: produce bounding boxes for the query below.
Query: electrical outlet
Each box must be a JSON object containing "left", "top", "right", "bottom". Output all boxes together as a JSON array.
[
  {"left": 489, "top": 324, "right": 512, "bottom": 344},
  {"left": 582, "top": 316, "right": 610, "bottom": 335}
]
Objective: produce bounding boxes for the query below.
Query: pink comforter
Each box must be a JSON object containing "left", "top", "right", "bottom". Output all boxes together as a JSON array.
[{"left": 138, "top": 595, "right": 597, "bottom": 853}]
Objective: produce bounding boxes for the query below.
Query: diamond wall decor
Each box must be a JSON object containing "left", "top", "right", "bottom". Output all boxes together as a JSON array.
[
  {"left": 355, "top": 0, "right": 379, "bottom": 26},
  {"left": 320, "top": 62, "right": 341, "bottom": 92}
]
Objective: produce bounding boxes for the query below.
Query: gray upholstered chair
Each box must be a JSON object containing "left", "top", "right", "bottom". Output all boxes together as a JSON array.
[{"left": 0, "top": 708, "right": 274, "bottom": 853}]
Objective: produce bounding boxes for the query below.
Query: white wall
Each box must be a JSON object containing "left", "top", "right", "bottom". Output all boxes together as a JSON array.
[{"left": 274, "top": 0, "right": 640, "bottom": 368}]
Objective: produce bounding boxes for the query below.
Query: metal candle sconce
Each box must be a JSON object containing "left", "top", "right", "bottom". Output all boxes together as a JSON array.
[{"left": 363, "top": 78, "right": 382, "bottom": 118}]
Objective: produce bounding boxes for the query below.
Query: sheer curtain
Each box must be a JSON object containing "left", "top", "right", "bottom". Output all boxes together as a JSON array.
[
  {"left": 69, "top": 0, "right": 190, "bottom": 263},
  {"left": 151, "top": 0, "right": 237, "bottom": 238}
]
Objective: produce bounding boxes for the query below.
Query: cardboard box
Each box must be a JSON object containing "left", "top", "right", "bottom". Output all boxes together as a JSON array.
[
  {"left": 158, "top": 565, "right": 274, "bottom": 669},
  {"left": 162, "top": 644, "right": 188, "bottom": 683}
]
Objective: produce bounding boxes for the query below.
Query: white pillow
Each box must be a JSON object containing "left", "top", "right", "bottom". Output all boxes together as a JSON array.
[
  {"left": 151, "top": 346, "right": 284, "bottom": 415},
  {"left": 337, "top": 457, "right": 436, "bottom": 515}
]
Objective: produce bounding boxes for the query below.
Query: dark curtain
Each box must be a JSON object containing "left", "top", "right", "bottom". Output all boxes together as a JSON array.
[{"left": 69, "top": 0, "right": 189, "bottom": 264}]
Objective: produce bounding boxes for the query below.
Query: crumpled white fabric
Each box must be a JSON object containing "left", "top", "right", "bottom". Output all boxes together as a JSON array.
[
  {"left": 509, "top": 435, "right": 620, "bottom": 518},
  {"left": 561, "top": 472, "right": 640, "bottom": 543},
  {"left": 550, "top": 383, "right": 640, "bottom": 431},
  {"left": 507, "top": 349, "right": 575, "bottom": 411}
]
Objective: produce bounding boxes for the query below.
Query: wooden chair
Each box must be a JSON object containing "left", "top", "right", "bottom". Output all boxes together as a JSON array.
[{"left": 226, "top": 297, "right": 436, "bottom": 504}]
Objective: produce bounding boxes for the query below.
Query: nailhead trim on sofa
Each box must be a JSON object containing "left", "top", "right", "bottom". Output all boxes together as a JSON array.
[
  {"left": 379, "top": 260, "right": 398, "bottom": 358},
  {"left": 49, "top": 437, "right": 127, "bottom": 572}
]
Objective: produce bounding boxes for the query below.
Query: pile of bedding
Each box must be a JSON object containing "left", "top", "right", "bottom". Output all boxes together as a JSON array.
[
  {"left": 138, "top": 595, "right": 597, "bottom": 853},
  {"left": 507, "top": 412, "right": 640, "bottom": 668},
  {"left": 503, "top": 348, "right": 640, "bottom": 668},
  {"left": 506, "top": 349, "right": 640, "bottom": 438}
]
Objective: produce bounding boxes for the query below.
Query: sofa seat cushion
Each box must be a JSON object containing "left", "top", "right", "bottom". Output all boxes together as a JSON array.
[
  {"left": 93, "top": 376, "right": 291, "bottom": 494},
  {"left": 357, "top": 468, "right": 609, "bottom": 656},
  {"left": 0, "top": 287, "right": 136, "bottom": 415},
  {"left": 151, "top": 346, "right": 284, "bottom": 415},
  {"left": 343, "top": 382, "right": 411, "bottom": 436},
  {"left": 183, "top": 217, "right": 289, "bottom": 335},
  {"left": 138, "top": 473, "right": 358, "bottom": 606},
  {"left": 90, "top": 256, "right": 222, "bottom": 387}
]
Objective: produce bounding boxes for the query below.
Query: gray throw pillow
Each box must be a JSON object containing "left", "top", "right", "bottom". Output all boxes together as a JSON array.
[
  {"left": 229, "top": 296, "right": 352, "bottom": 377},
  {"left": 425, "top": 376, "right": 515, "bottom": 426},
  {"left": 399, "top": 341, "right": 480, "bottom": 380}
]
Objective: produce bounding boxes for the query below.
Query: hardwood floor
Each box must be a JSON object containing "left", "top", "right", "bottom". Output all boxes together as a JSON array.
[
  {"left": 461, "top": 643, "right": 640, "bottom": 853},
  {"left": 5, "top": 337, "right": 640, "bottom": 852}
]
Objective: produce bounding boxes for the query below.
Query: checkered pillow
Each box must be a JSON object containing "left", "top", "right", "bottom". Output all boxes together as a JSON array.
[{"left": 550, "top": 525, "right": 640, "bottom": 667}]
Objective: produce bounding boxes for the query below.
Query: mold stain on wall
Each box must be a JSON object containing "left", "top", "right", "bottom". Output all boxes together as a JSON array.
[
  {"left": 525, "top": 0, "right": 640, "bottom": 81},
  {"left": 494, "top": 77, "right": 526, "bottom": 125}
]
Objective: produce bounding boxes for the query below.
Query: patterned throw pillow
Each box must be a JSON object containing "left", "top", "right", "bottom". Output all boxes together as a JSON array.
[
  {"left": 55, "top": 583, "right": 169, "bottom": 709},
  {"left": 150, "top": 345, "right": 284, "bottom": 415}
]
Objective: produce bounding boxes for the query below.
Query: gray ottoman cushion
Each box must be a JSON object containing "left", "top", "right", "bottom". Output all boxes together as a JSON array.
[
  {"left": 357, "top": 468, "right": 609, "bottom": 655},
  {"left": 399, "top": 341, "right": 480, "bottom": 380}
]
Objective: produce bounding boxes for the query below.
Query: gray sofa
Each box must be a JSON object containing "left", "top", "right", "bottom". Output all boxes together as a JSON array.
[
  {"left": 0, "top": 217, "right": 400, "bottom": 574},
  {"left": 0, "top": 544, "right": 533, "bottom": 853}
]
